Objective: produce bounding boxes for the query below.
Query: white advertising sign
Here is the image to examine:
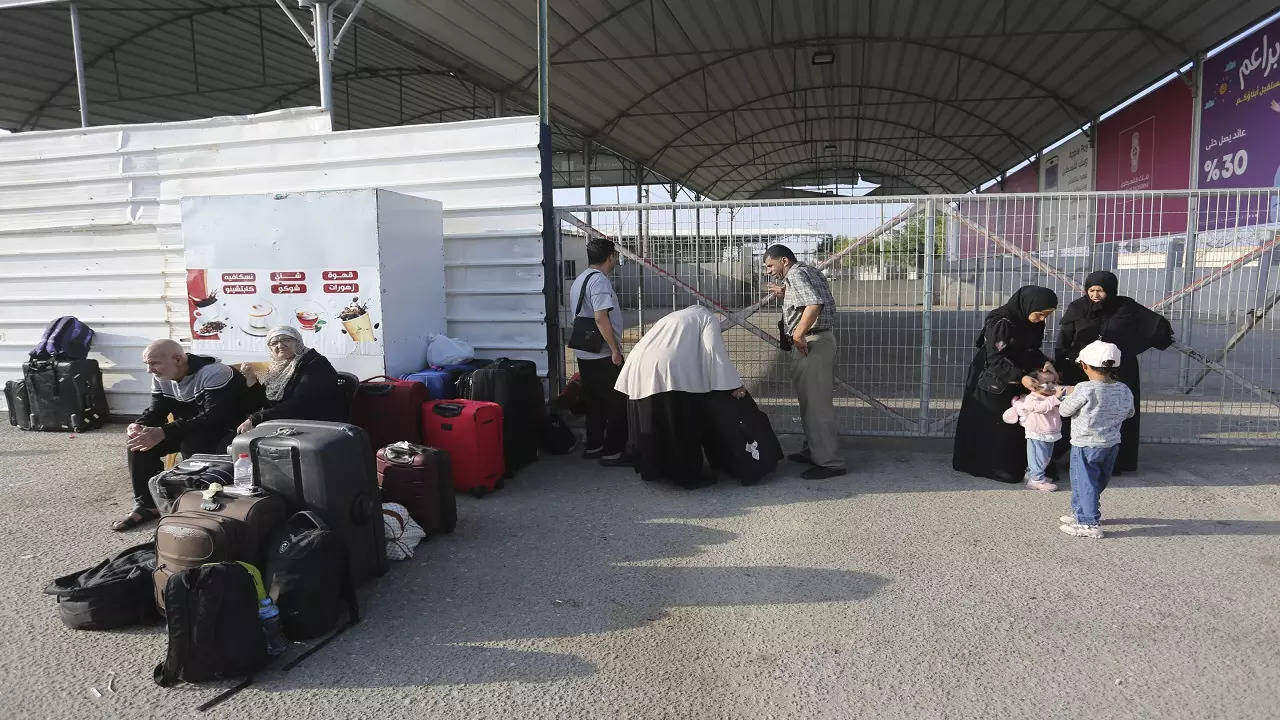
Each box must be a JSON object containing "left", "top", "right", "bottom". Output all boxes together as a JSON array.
[{"left": 1038, "top": 134, "right": 1094, "bottom": 252}]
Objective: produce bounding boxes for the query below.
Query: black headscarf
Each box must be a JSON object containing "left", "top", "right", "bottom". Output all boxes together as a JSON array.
[
  {"left": 989, "top": 285, "right": 1059, "bottom": 326},
  {"left": 1082, "top": 270, "right": 1119, "bottom": 318},
  {"left": 977, "top": 285, "right": 1059, "bottom": 347}
]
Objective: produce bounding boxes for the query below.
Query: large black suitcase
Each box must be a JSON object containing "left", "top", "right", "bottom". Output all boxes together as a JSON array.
[
  {"left": 20, "top": 359, "right": 109, "bottom": 432},
  {"left": 456, "top": 358, "right": 543, "bottom": 474},
  {"left": 4, "top": 379, "right": 31, "bottom": 429},
  {"left": 231, "top": 420, "right": 387, "bottom": 585},
  {"left": 700, "top": 391, "right": 783, "bottom": 486}
]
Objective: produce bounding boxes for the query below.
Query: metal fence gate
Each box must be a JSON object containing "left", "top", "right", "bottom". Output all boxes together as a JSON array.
[{"left": 553, "top": 189, "right": 1280, "bottom": 445}]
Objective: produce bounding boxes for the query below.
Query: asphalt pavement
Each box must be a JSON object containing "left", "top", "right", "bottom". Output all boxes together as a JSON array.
[{"left": 0, "top": 424, "right": 1276, "bottom": 719}]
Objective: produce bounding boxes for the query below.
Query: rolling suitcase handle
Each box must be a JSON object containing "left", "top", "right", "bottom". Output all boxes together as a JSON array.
[
  {"left": 355, "top": 376, "right": 399, "bottom": 397},
  {"left": 431, "top": 402, "right": 465, "bottom": 418}
]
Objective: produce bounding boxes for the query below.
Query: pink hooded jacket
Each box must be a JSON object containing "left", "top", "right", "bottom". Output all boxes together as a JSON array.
[{"left": 1002, "top": 393, "right": 1063, "bottom": 442}]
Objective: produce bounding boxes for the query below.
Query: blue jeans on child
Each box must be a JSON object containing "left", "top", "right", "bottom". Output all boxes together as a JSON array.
[
  {"left": 1069, "top": 445, "right": 1120, "bottom": 525},
  {"left": 1025, "top": 439, "right": 1054, "bottom": 482}
]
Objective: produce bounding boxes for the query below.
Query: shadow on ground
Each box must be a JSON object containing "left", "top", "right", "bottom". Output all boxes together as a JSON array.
[{"left": 1105, "top": 517, "right": 1280, "bottom": 538}]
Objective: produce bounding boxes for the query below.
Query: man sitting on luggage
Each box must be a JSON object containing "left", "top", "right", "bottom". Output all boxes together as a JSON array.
[{"left": 113, "top": 339, "right": 246, "bottom": 531}]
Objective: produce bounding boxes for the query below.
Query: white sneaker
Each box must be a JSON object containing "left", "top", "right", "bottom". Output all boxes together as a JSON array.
[
  {"left": 1026, "top": 478, "right": 1058, "bottom": 492},
  {"left": 1060, "top": 515, "right": 1106, "bottom": 525},
  {"left": 1059, "top": 522, "right": 1104, "bottom": 539}
]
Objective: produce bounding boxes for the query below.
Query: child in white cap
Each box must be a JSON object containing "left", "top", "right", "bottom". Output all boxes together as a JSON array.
[{"left": 1055, "top": 340, "right": 1134, "bottom": 538}]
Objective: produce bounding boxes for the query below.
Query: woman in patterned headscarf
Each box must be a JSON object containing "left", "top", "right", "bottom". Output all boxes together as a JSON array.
[
  {"left": 953, "top": 285, "right": 1060, "bottom": 483},
  {"left": 1055, "top": 270, "right": 1173, "bottom": 473},
  {"left": 238, "top": 325, "right": 345, "bottom": 433}
]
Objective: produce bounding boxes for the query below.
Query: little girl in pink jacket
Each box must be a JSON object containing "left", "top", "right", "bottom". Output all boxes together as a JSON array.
[{"left": 1002, "top": 368, "right": 1064, "bottom": 491}]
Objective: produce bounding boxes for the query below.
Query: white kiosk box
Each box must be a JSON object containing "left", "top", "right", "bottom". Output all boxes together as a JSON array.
[{"left": 180, "top": 189, "right": 445, "bottom": 379}]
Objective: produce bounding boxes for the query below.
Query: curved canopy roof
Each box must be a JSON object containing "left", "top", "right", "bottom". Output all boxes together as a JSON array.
[{"left": 2, "top": 0, "right": 1275, "bottom": 198}]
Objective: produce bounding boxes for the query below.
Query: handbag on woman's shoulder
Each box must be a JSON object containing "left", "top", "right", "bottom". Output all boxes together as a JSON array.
[{"left": 567, "top": 271, "right": 605, "bottom": 353}]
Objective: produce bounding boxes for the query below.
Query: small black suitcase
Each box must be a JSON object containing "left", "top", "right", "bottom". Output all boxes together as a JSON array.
[
  {"left": 4, "top": 379, "right": 31, "bottom": 429},
  {"left": 701, "top": 391, "right": 783, "bottom": 486},
  {"left": 456, "top": 358, "right": 543, "bottom": 475},
  {"left": 21, "top": 359, "right": 109, "bottom": 432},
  {"left": 232, "top": 420, "right": 388, "bottom": 585}
]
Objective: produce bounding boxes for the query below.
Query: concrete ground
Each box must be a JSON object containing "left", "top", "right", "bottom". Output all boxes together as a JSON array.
[{"left": 1, "top": 424, "right": 1277, "bottom": 719}]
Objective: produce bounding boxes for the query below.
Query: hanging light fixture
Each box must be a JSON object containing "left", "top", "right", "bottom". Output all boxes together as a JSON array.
[{"left": 811, "top": 50, "right": 835, "bottom": 66}]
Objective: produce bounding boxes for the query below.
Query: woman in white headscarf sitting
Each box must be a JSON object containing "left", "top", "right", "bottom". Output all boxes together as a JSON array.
[
  {"left": 236, "top": 325, "right": 345, "bottom": 433},
  {"left": 615, "top": 305, "right": 783, "bottom": 488}
]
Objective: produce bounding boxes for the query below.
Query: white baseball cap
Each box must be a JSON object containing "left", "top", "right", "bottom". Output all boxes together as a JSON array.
[{"left": 1078, "top": 340, "right": 1122, "bottom": 368}]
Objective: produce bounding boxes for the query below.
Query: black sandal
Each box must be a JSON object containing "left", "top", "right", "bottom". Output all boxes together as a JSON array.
[{"left": 112, "top": 507, "right": 159, "bottom": 532}]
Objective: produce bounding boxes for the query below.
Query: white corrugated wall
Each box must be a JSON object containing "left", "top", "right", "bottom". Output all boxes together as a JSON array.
[{"left": 0, "top": 108, "right": 547, "bottom": 416}]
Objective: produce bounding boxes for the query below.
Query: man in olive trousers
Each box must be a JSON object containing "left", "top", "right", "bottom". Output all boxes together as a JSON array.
[{"left": 764, "top": 244, "right": 846, "bottom": 479}]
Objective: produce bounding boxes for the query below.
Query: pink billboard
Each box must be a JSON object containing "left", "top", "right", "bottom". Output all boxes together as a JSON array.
[
  {"left": 1095, "top": 78, "right": 1193, "bottom": 244},
  {"left": 1198, "top": 15, "right": 1280, "bottom": 229},
  {"left": 954, "top": 161, "right": 1039, "bottom": 259}
]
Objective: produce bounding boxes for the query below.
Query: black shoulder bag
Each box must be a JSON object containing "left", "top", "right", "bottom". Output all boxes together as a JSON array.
[
  {"left": 567, "top": 271, "right": 606, "bottom": 353},
  {"left": 976, "top": 318, "right": 1014, "bottom": 394}
]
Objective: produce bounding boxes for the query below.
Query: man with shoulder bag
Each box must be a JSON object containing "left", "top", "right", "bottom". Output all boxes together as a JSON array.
[
  {"left": 764, "top": 244, "right": 847, "bottom": 479},
  {"left": 567, "top": 237, "right": 630, "bottom": 466}
]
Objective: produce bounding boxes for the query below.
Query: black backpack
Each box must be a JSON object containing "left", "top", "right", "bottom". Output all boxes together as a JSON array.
[
  {"left": 540, "top": 410, "right": 577, "bottom": 455},
  {"left": 154, "top": 562, "right": 268, "bottom": 688},
  {"left": 30, "top": 316, "right": 95, "bottom": 361},
  {"left": 147, "top": 454, "right": 232, "bottom": 514},
  {"left": 44, "top": 542, "right": 158, "bottom": 630},
  {"left": 265, "top": 512, "right": 359, "bottom": 641}
]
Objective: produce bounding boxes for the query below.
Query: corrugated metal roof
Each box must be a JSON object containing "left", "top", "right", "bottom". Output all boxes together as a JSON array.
[
  {"left": 0, "top": 1, "right": 505, "bottom": 132},
  {"left": 2, "top": 1, "right": 1276, "bottom": 198}
]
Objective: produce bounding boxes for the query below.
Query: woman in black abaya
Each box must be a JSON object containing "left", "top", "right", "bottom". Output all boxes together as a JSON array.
[
  {"left": 953, "top": 286, "right": 1060, "bottom": 483},
  {"left": 1055, "top": 270, "right": 1174, "bottom": 473}
]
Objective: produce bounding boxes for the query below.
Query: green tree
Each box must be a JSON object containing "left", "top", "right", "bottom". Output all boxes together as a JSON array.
[{"left": 833, "top": 214, "right": 946, "bottom": 271}]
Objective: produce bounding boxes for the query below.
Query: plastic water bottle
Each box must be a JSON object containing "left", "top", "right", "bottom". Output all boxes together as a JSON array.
[
  {"left": 232, "top": 453, "right": 254, "bottom": 491},
  {"left": 258, "top": 598, "right": 289, "bottom": 656}
]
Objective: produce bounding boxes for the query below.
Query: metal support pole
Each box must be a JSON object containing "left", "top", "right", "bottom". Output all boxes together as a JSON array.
[
  {"left": 638, "top": 176, "right": 647, "bottom": 333},
  {"left": 493, "top": 91, "right": 505, "bottom": 118},
  {"left": 694, "top": 193, "right": 702, "bottom": 246},
  {"left": 1087, "top": 116, "right": 1100, "bottom": 269},
  {"left": 308, "top": 2, "right": 334, "bottom": 113},
  {"left": 1179, "top": 53, "right": 1206, "bottom": 386},
  {"left": 583, "top": 138, "right": 592, "bottom": 227},
  {"left": 920, "top": 199, "right": 936, "bottom": 432},
  {"left": 694, "top": 193, "right": 702, "bottom": 295},
  {"left": 670, "top": 183, "right": 678, "bottom": 271},
  {"left": 69, "top": 2, "right": 89, "bottom": 128},
  {"left": 537, "top": 0, "right": 550, "bottom": 125}
]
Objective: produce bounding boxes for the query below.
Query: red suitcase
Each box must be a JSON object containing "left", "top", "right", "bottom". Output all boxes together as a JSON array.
[
  {"left": 376, "top": 442, "right": 458, "bottom": 535},
  {"left": 422, "top": 400, "right": 505, "bottom": 497},
  {"left": 350, "top": 376, "right": 429, "bottom": 451}
]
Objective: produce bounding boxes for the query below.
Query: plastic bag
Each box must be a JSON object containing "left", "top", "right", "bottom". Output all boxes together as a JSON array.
[
  {"left": 382, "top": 503, "right": 426, "bottom": 561},
  {"left": 425, "top": 334, "right": 474, "bottom": 367}
]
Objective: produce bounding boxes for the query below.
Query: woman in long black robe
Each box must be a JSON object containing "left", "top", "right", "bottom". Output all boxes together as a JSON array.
[
  {"left": 1054, "top": 270, "right": 1174, "bottom": 473},
  {"left": 952, "top": 286, "right": 1060, "bottom": 483}
]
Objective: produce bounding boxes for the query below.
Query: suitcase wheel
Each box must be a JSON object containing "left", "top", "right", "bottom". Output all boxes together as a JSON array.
[
  {"left": 69, "top": 414, "right": 82, "bottom": 432},
  {"left": 469, "top": 486, "right": 488, "bottom": 498}
]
